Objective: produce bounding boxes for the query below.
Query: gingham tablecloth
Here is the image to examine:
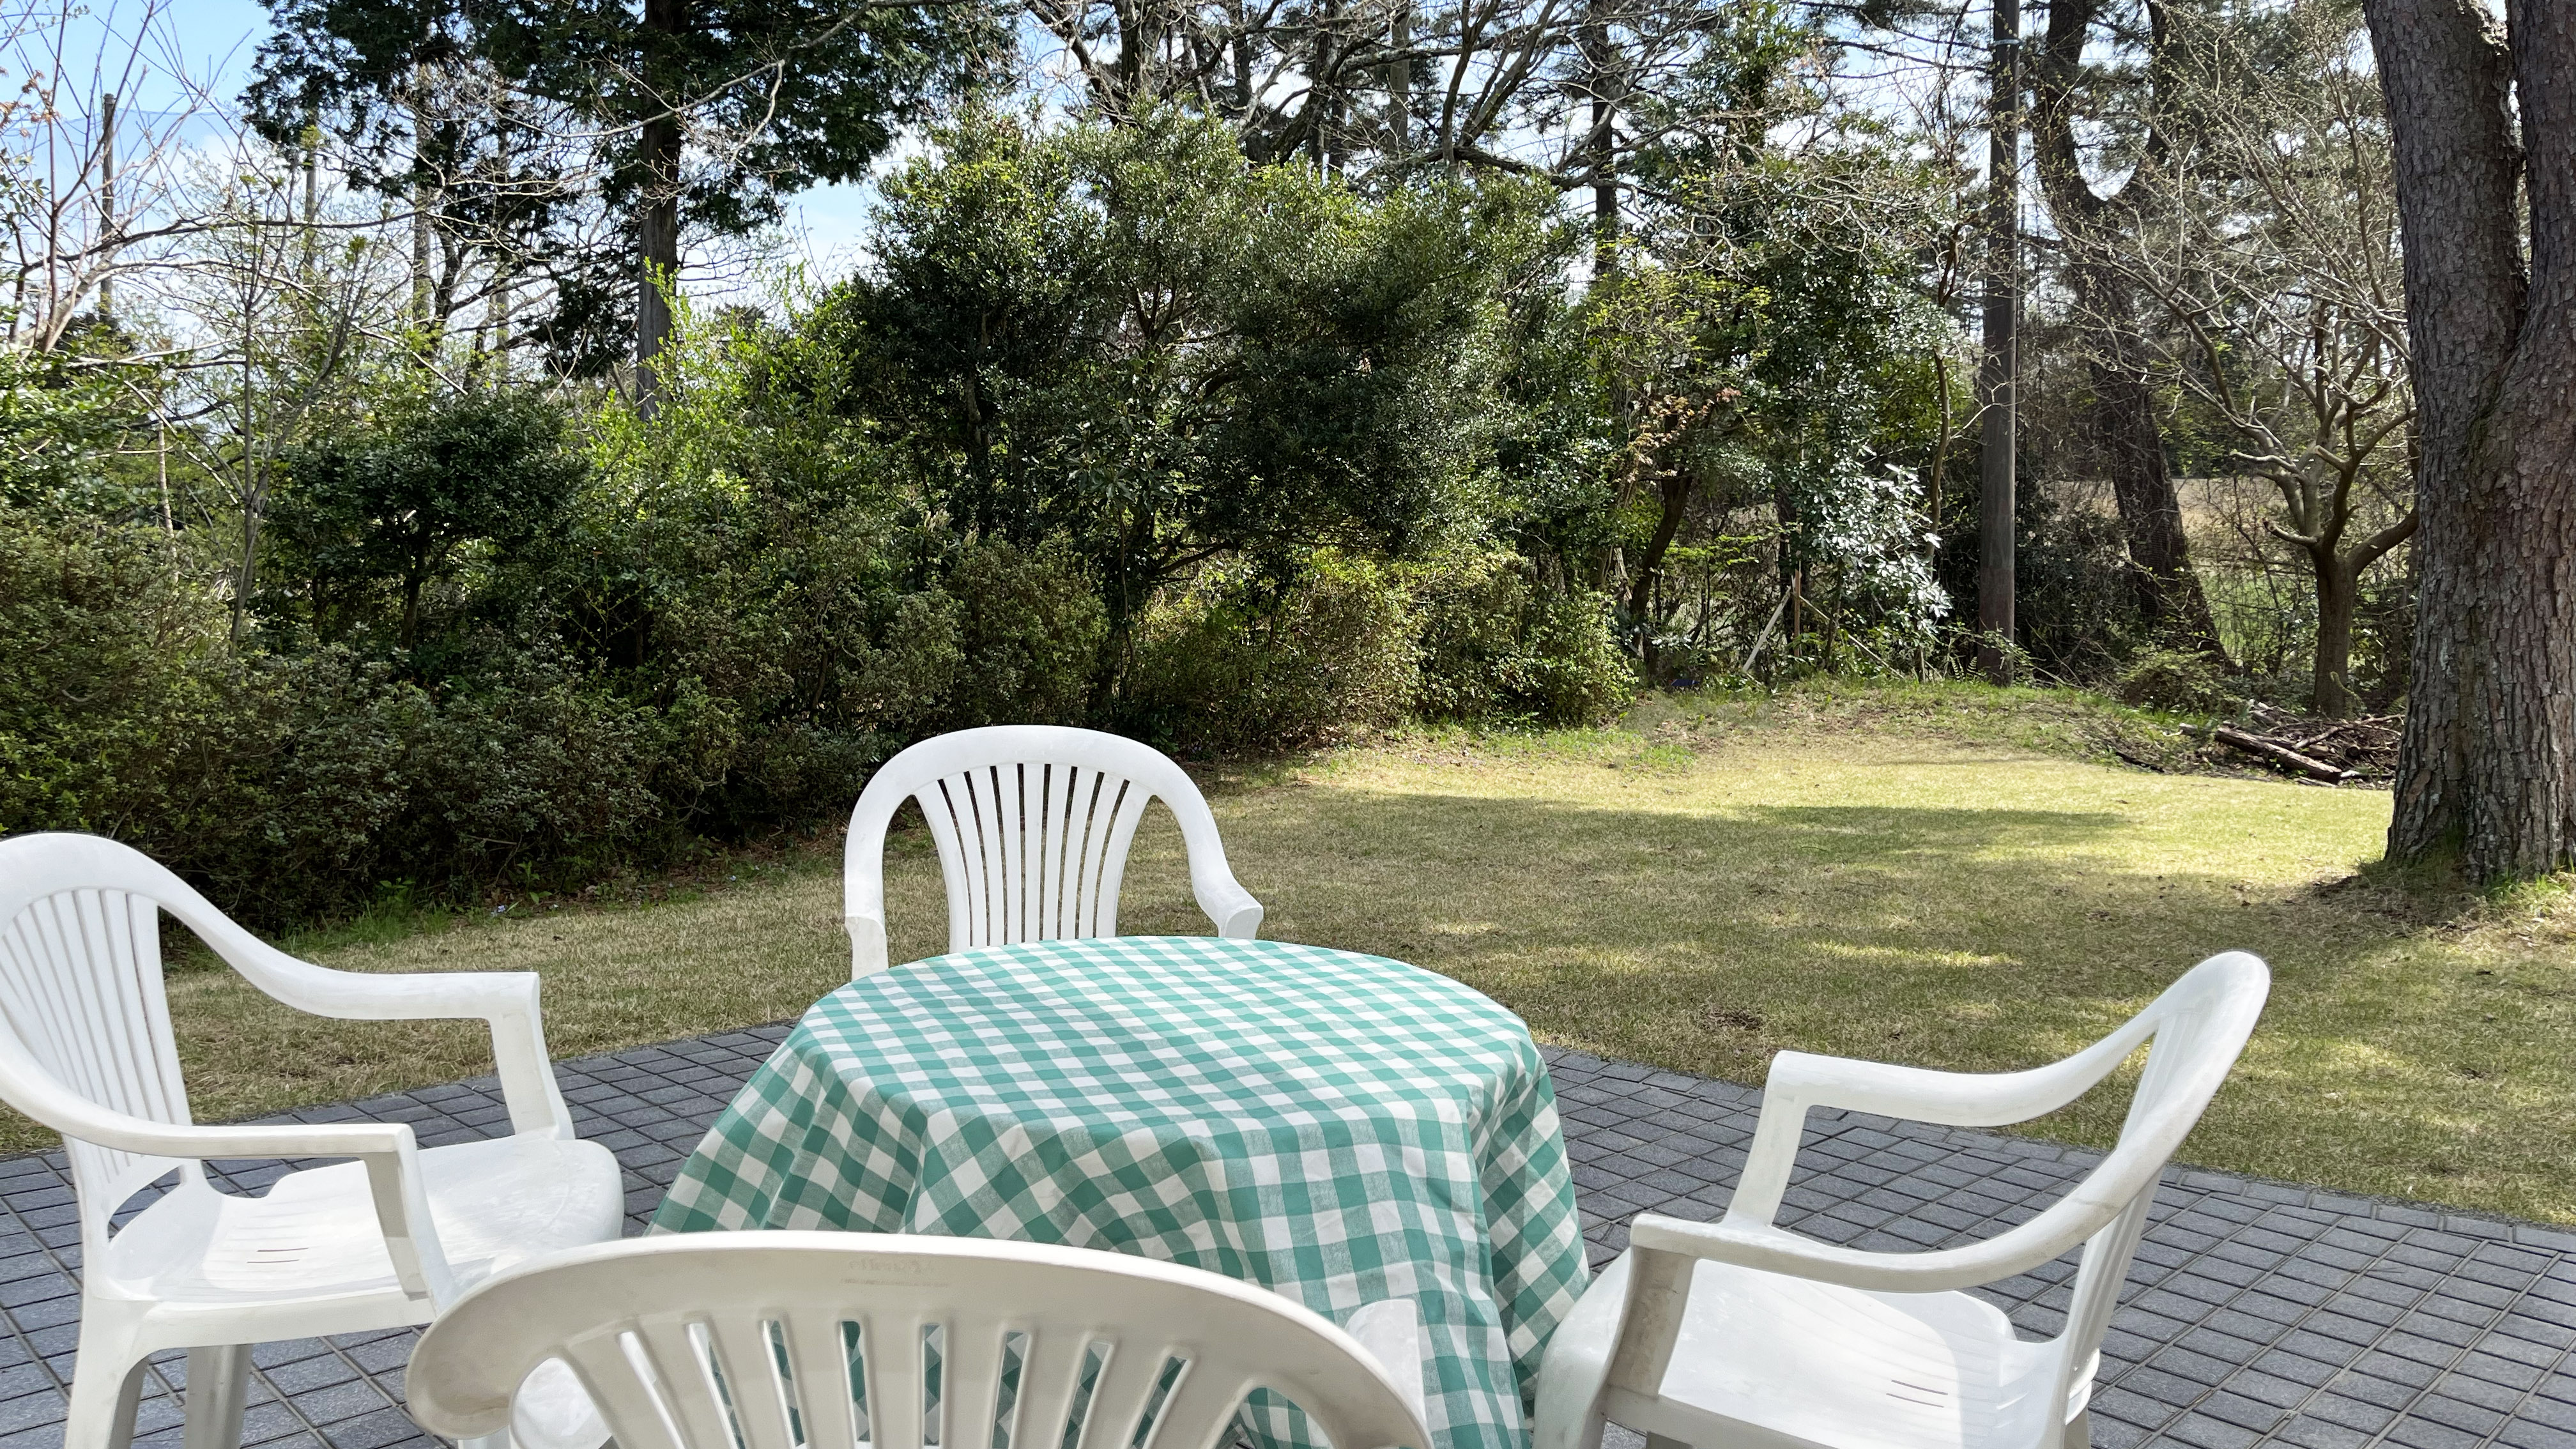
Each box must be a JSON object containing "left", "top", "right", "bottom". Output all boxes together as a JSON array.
[{"left": 651, "top": 935, "right": 1588, "bottom": 1449}]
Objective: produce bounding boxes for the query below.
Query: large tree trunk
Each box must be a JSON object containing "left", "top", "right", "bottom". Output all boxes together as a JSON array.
[
  {"left": 1625, "top": 471, "right": 1692, "bottom": 676},
  {"left": 635, "top": 0, "right": 686, "bottom": 417},
  {"left": 2030, "top": 0, "right": 2227, "bottom": 660},
  {"left": 2308, "top": 549, "right": 2358, "bottom": 719},
  {"left": 410, "top": 73, "right": 434, "bottom": 324},
  {"left": 2079, "top": 282, "right": 2227, "bottom": 654},
  {"left": 635, "top": 132, "right": 680, "bottom": 415},
  {"left": 2365, "top": 0, "right": 2576, "bottom": 880}
]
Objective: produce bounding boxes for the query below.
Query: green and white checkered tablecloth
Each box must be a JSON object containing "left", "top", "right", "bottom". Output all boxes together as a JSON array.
[{"left": 652, "top": 935, "right": 1588, "bottom": 1449}]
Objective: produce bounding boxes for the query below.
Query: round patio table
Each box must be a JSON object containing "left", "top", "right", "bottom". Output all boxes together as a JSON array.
[{"left": 651, "top": 935, "right": 1588, "bottom": 1449}]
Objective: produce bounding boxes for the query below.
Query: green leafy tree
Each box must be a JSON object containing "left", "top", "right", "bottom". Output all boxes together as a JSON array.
[
  {"left": 271, "top": 391, "right": 584, "bottom": 650},
  {"left": 0, "top": 351, "right": 151, "bottom": 519},
  {"left": 809, "top": 108, "right": 1552, "bottom": 691},
  {"left": 1584, "top": 153, "right": 1954, "bottom": 674}
]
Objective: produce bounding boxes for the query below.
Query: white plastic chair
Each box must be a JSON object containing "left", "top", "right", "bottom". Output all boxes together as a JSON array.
[
  {"left": 0, "top": 832, "right": 624, "bottom": 1449},
  {"left": 406, "top": 1230, "right": 1434, "bottom": 1449},
  {"left": 843, "top": 726, "right": 1263, "bottom": 978},
  {"left": 1534, "top": 951, "right": 2270, "bottom": 1449}
]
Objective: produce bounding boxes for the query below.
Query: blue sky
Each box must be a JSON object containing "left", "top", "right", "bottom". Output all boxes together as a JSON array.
[{"left": 162, "top": 0, "right": 264, "bottom": 97}]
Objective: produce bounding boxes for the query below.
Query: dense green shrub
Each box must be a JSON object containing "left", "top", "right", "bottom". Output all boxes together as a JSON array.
[
  {"left": 1414, "top": 552, "right": 1634, "bottom": 725},
  {"left": 271, "top": 392, "right": 583, "bottom": 649},
  {"left": 0, "top": 512, "right": 252, "bottom": 852},
  {"left": 817, "top": 107, "right": 1547, "bottom": 655},
  {"left": 944, "top": 537, "right": 1109, "bottom": 728},
  {"left": 0, "top": 351, "right": 154, "bottom": 518},
  {"left": 0, "top": 512, "right": 684, "bottom": 921},
  {"left": 1124, "top": 555, "right": 1418, "bottom": 754},
  {"left": 1122, "top": 550, "right": 1632, "bottom": 751},
  {"left": 0, "top": 500, "right": 1642, "bottom": 924}
]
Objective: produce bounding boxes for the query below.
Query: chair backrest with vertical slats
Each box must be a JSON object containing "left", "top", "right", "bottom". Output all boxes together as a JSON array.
[
  {"left": 847, "top": 727, "right": 1238, "bottom": 962},
  {"left": 406, "top": 1232, "right": 1433, "bottom": 1449},
  {"left": 919, "top": 756, "right": 1154, "bottom": 948},
  {"left": 0, "top": 834, "right": 202, "bottom": 1250}
]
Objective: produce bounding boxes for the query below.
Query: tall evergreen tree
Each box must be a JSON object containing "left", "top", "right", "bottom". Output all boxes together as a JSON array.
[{"left": 248, "top": 0, "right": 1004, "bottom": 401}]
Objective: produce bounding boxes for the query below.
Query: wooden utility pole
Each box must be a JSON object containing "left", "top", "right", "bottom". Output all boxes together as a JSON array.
[
  {"left": 1384, "top": 2, "right": 1412, "bottom": 148},
  {"left": 411, "top": 64, "right": 435, "bottom": 323},
  {"left": 96, "top": 92, "right": 114, "bottom": 321},
  {"left": 302, "top": 121, "right": 319, "bottom": 227},
  {"left": 636, "top": 0, "right": 686, "bottom": 417},
  {"left": 1580, "top": 0, "right": 1619, "bottom": 272},
  {"left": 1975, "top": 0, "right": 2020, "bottom": 684}
]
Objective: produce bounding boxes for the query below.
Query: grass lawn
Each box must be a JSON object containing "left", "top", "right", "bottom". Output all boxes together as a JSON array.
[{"left": 41, "top": 682, "right": 2576, "bottom": 1222}]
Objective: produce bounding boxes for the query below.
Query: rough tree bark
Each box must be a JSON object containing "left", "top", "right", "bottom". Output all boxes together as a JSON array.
[
  {"left": 635, "top": 0, "right": 685, "bottom": 417},
  {"left": 2364, "top": 0, "right": 2576, "bottom": 880},
  {"left": 2030, "top": 0, "right": 2227, "bottom": 658},
  {"left": 2080, "top": 276, "right": 2227, "bottom": 652}
]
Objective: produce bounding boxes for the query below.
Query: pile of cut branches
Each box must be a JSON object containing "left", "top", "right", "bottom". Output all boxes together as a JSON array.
[{"left": 2191, "top": 702, "right": 2400, "bottom": 783}]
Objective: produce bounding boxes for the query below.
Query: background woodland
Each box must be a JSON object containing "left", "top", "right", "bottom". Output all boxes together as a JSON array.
[{"left": 0, "top": 0, "right": 2428, "bottom": 919}]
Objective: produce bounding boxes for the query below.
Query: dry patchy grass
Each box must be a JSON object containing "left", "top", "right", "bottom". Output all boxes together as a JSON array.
[{"left": 26, "top": 689, "right": 2576, "bottom": 1223}]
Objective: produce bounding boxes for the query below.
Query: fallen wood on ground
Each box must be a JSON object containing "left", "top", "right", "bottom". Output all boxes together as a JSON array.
[{"left": 2190, "top": 724, "right": 2362, "bottom": 783}]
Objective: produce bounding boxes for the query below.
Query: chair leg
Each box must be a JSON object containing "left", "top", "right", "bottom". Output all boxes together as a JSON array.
[
  {"left": 63, "top": 1353, "right": 148, "bottom": 1449},
  {"left": 2064, "top": 1411, "right": 2092, "bottom": 1449},
  {"left": 1645, "top": 1434, "right": 1695, "bottom": 1449},
  {"left": 181, "top": 1345, "right": 251, "bottom": 1449}
]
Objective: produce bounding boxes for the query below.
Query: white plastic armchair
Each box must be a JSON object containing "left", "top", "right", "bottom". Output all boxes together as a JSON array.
[
  {"left": 0, "top": 832, "right": 623, "bottom": 1449},
  {"left": 844, "top": 726, "right": 1264, "bottom": 979},
  {"left": 1535, "top": 951, "right": 2269, "bottom": 1449},
  {"left": 406, "top": 1231, "right": 1434, "bottom": 1449}
]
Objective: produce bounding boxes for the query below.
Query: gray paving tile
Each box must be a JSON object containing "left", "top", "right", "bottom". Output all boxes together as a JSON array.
[
  {"left": 2274, "top": 1414, "right": 2376, "bottom": 1449},
  {"left": 0, "top": 1026, "right": 2570, "bottom": 1449}
]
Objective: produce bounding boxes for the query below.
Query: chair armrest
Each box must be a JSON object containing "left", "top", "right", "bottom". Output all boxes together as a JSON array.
[
  {"left": 1192, "top": 874, "right": 1264, "bottom": 940},
  {"left": 1758, "top": 1047, "right": 2133, "bottom": 1127},
  {"left": 1729, "top": 1024, "right": 2156, "bottom": 1225},
  {"left": 213, "top": 936, "right": 572, "bottom": 1139},
  {"left": 215, "top": 927, "right": 528, "bottom": 1022},
  {"left": 1346, "top": 1298, "right": 1426, "bottom": 1427},
  {"left": 58, "top": 855, "right": 573, "bottom": 1138},
  {"left": 1156, "top": 767, "right": 1261, "bottom": 940},
  {"left": 0, "top": 1048, "right": 460, "bottom": 1302},
  {"left": 1630, "top": 1193, "right": 2133, "bottom": 1294},
  {"left": 511, "top": 1358, "right": 611, "bottom": 1449}
]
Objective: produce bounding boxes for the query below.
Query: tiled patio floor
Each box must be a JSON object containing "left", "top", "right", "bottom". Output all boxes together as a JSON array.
[{"left": 2, "top": 1025, "right": 2573, "bottom": 1449}]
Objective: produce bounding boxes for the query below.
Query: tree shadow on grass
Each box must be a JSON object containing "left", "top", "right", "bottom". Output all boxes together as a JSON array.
[
  {"left": 1131, "top": 789, "right": 2296, "bottom": 1031},
  {"left": 1724, "top": 804, "right": 2129, "bottom": 860},
  {"left": 1114, "top": 784, "right": 2476, "bottom": 1191}
]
